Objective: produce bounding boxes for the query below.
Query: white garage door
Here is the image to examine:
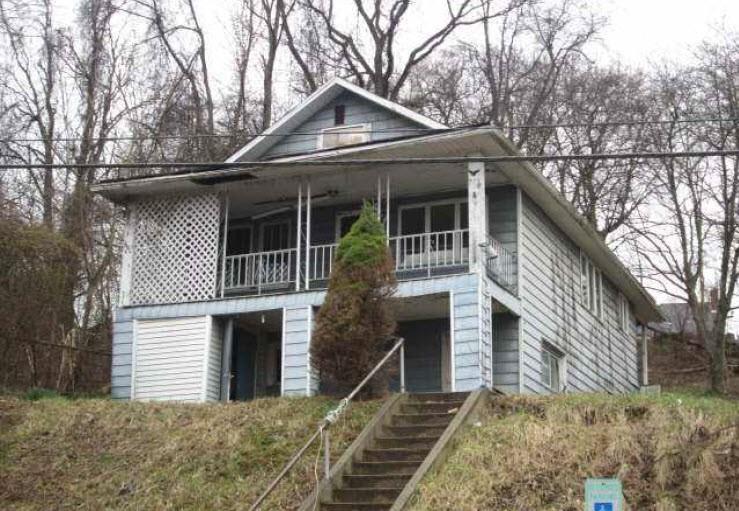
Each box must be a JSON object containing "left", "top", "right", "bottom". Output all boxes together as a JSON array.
[{"left": 133, "top": 316, "right": 210, "bottom": 401}]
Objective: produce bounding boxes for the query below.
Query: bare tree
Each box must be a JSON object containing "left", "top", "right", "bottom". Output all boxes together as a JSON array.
[
  {"left": 288, "top": 0, "right": 500, "bottom": 100},
  {"left": 545, "top": 63, "right": 655, "bottom": 239},
  {"left": 228, "top": 0, "right": 258, "bottom": 139},
  {"left": 131, "top": 0, "right": 218, "bottom": 159},
  {"left": 476, "top": 0, "right": 602, "bottom": 150},
  {"left": 631, "top": 39, "right": 739, "bottom": 393},
  {"left": 0, "top": 0, "right": 59, "bottom": 226}
]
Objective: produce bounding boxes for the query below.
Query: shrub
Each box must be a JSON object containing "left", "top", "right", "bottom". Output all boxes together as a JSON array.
[{"left": 311, "top": 202, "right": 397, "bottom": 397}]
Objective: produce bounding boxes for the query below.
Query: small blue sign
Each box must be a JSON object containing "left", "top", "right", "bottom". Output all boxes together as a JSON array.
[{"left": 585, "top": 478, "right": 623, "bottom": 511}]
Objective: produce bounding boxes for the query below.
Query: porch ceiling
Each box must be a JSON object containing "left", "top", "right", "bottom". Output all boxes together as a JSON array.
[
  {"left": 225, "top": 161, "right": 503, "bottom": 219},
  {"left": 392, "top": 293, "right": 450, "bottom": 322}
]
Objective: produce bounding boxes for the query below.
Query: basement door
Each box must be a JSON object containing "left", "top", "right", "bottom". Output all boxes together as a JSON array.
[{"left": 397, "top": 319, "right": 449, "bottom": 393}]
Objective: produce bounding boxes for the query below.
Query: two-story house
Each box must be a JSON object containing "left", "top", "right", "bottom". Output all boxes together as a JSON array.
[{"left": 92, "top": 77, "right": 663, "bottom": 402}]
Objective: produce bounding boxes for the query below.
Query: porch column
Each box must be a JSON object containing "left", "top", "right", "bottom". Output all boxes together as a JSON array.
[
  {"left": 296, "top": 184, "right": 302, "bottom": 291},
  {"left": 641, "top": 326, "right": 649, "bottom": 386},
  {"left": 220, "top": 318, "right": 234, "bottom": 401},
  {"left": 467, "top": 157, "right": 487, "bottom": 271},
  {"left": 305, "top": 181, "right": 312, "bottom": 289},
  {"left": 118, "top": 203, "right": 137, "bottom": 306},
  {"left": 219, "top": 195, "right": 230, "bottom": 298}
]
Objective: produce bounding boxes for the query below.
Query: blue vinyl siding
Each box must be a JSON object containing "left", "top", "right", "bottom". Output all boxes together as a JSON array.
[
  {"left": 518, "top": 193, "right": 639, "bottom": 395},
  {"left": 452, "top": 287, "right": 482, "bottom": 391},
  {"left": 493, "top": 313, "right": 519, "bottom": 393},
  {"left": 282, "top": 306, "right": 311, "bottom": 396},
  {"left": 111, "top": 315, "right": 133, "bottom": 399}
]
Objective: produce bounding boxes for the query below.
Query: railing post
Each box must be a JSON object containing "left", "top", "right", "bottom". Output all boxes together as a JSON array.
[
  {"left": 426, "top": 232, "right": 431, "bottom": 277},
  {"left": 323, "top": 428, "right": 330, "bottom": 480},
  {"left": 400, "top": 341, "right": 406, "bottom": 393},
  {"left": 257, "top": 253, "right": 263, "bottom": 294}
]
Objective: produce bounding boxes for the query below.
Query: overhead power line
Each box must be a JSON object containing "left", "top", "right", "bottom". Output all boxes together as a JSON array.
[
  {"left": 0, "top": 149, "right": 737, "bottom": 174},
  {"left": 0, "top": 117, "right": 737, "bottom": 144}
]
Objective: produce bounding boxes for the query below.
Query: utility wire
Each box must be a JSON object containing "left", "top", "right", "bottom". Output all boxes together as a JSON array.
[
  {"left": 0, "top": 149, "right": 737, "bottom": 174},
  {"left": 0, "top": 117, "right": 737, "bottom": 144}
]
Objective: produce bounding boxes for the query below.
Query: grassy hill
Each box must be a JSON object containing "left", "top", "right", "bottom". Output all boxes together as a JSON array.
[
  {"left": 1, "top": 391, "right": 737, "bottom": 510},
  {"left": 0, "top": 393, "right": 380, "bottom": 510},
  {"left": 409, "top": 392, "right": 739, "bottom": 511}
]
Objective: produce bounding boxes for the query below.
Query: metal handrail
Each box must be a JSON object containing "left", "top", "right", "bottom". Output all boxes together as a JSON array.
[{"left": 248, "top": 337, "right": 406, "bottom": 511}]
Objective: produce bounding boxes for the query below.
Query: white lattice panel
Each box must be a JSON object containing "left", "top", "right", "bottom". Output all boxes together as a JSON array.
[{"left": 130, "top": 193, "right": 220, "bottom": 305}]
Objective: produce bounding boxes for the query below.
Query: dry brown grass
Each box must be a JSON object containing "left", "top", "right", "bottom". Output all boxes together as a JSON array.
[
  {"left": 410, "top": 393, "right": 739, "bottom": 511},
  {"left": 0, "top": 394, "right": 380, "bottom": 510}
]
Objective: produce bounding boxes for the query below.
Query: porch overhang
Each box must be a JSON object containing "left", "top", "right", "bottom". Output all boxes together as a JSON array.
[{"left": 89, "top": 128, "right": 502, "bottom": 201}]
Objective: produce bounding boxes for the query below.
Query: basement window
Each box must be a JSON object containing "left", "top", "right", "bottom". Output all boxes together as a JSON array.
[
  {"left": 318, "top": 123, "right": 370, "bottom": 150},
  {"left": 541, "top": 341, "right": 566, "bottom": 392}
]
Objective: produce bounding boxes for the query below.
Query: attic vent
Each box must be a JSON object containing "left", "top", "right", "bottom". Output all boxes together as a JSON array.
[
  {"left": 319, "top": 123, "right": 370, "bottom": 150},
  {"left": 334, "top": 104, "right": 345, "bottom": 125}
]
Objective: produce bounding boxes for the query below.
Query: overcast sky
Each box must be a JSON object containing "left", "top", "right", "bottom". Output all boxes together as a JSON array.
[{"left": 179, "top": 0, "right": 739, "bottom": 107}]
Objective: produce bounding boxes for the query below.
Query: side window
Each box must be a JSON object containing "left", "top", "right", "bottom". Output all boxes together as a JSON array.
[
  {"left": 580, "top": 251, "right": 603, "bottom": 319},
  {"left": 618, "top": 293, "right": 630, "bottom": 332}
]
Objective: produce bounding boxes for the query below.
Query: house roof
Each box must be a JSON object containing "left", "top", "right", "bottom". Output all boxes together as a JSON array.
[{"left": 224, "top": 77, "right": 447, "bottom": 163}]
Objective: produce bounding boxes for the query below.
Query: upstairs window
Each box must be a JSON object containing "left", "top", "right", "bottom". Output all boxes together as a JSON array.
[
  {"left": 580, "top": 251, "right": 602, "bottom": 318},
  {"left": 618, "top": 293, "right": 630, "bottom": 332},
  {"left": 318, "top": 123, "right": 370, "bottom": 149}
]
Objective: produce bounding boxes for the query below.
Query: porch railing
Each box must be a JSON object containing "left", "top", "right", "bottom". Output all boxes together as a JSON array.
[
  {"left": 484, "top": 234, "right": 516, "bottom": 292},
  {"left": 309, "top": 243, "right": 336, "bottom": 282},
  {"left": 222, "top": 228, "right": 521, "bottom": 294},
  {"left": 390, "top": 229, "right": 469, "bottom": 274},
  {"left": 224, "top": 248, "right": 296, "bottom": 292}
]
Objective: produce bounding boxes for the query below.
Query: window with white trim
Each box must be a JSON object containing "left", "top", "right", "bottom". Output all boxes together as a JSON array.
[
  {"left": 541, "top": 343, "right": 565, "bottom": 392},
  {"left": 318, "top": 123, "right": 370, "bottom": 149},
  {"left": 580, "top": 251, "right": 603, "bottom": 318},
  {"left": 618, "top": 293, "right": 630, "bottom": 332}
]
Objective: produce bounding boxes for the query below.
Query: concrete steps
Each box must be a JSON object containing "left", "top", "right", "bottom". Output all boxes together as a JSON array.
[{"left": 316, "top": 391, "right": 471, "bottom": 510}]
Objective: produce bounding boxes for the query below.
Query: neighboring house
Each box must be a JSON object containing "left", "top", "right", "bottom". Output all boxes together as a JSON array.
[
  {"left": 654, "top": 297, "right": 736, "bottom": 344},
  {"left": 92, "top": 77, "right": 663, "bottom": 402}
]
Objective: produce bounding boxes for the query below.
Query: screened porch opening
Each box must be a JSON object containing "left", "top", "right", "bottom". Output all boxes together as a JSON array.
[{"left": 227, "top": 309, "right": 282, "bottom": 401}]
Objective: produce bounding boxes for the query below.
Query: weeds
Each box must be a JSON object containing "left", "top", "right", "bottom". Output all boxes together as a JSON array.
[
  {"left": 0, "top": 395, "right": 380, "bottom": 510},
  {"left": 411, "top": 392, "right": 739, "bottom": 511}
]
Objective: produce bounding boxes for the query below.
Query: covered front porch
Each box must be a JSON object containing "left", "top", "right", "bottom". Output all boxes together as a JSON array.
[{"left": 217, "top": 160, "right": 517, "bottom": 298}]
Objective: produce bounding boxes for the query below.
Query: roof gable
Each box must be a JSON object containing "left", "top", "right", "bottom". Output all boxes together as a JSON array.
[{"left": 225, "top": 77, "right": 446, "bottom": 163}]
